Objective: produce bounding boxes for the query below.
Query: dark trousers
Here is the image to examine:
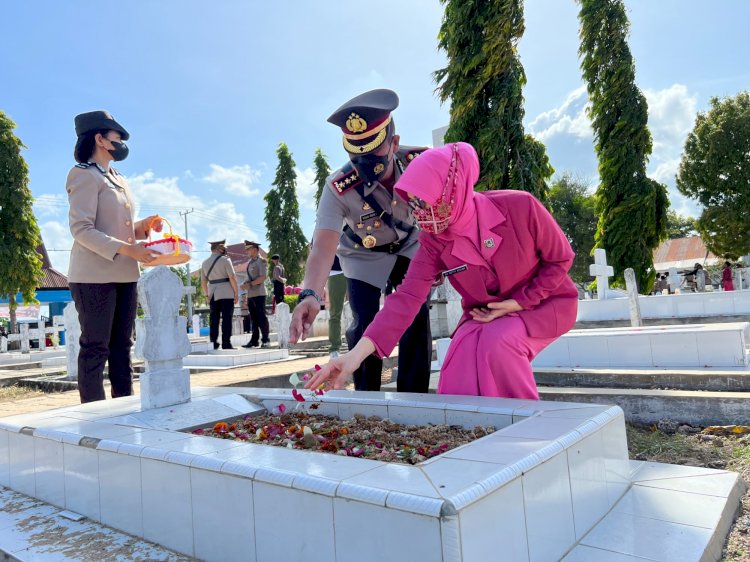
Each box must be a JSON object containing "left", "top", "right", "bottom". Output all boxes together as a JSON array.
[
  {"left": 209, "top": 296, "right": 235, "bottom": 348},
  {"left": 69, "top": 282, "right": 137, "bottom": 403},
  {"left": 346, "top": 255, "right": 432, "bottom": 392},
  {"left": 273, "top": 281, "right": 285, "bottom": 304},
  {"left": 248, "top": 295, "right": 269, "bottom": 344},
  {"left": 242, "top": 313, "right": 253, "bottom": 334}
]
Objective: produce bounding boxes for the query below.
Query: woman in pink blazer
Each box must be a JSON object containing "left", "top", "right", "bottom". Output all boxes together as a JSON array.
[{"left": 307, "top": 142, "right": 578, "bottom": 398}]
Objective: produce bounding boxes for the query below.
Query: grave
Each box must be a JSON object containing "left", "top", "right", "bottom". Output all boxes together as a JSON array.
[{"left": 0, "top": 265, "right": 743, "bottom": 561}]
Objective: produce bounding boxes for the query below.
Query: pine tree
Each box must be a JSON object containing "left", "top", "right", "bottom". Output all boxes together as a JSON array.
[
  {"left": 578, "top": 0, "right": 669, "bottom": 292},
  {"left": 263, "top": 143, "right": 308, "bottom": 285},
  {"left": 313, "top": 148, "right": 331, "bottom": 208},
  {"left": 0, "top": 112, "right": 43, "bottom": 332},
  {"left": 434, "top": 0, "right": 553, "bottom": 200}
]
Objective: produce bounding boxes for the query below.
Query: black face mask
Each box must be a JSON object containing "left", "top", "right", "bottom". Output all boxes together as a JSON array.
[
  {"left": 351, "top": 151, "right": 392, "bottom": 185},
  {"left": 107, "top": 140, "right": 129, "bottom": 161}
]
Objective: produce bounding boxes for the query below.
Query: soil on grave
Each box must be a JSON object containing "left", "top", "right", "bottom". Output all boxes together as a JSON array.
[
  {"left": 194, "top": 411, "right": 496, "bottom": 465},
  {"left": 626, "top": 423, "right": 750, "bottom": 562}
]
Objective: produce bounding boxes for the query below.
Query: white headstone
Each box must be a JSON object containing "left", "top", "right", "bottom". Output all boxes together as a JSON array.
[
  {"left": 342, "top": 302, "right": 354, "bottom": 335},
  {"left": 190, "top": 314, "right": 201, "bottom": 339},
  {"left": 589, "top": 249, "right": 614, "bottom": 300},
  {"left": 63, "top": 302, "right": 80, "bottom": 381},
  {"left": 20, "top": 324, "right": 29, "bottom": 354},
  {"left": 135, "top": 266, "right": 191, "bottom": 410},
  {"left": 37, "top": 325, "right": 46, "bottom": 351},
  {"left": 696, "top": 269, "right": 706, "bottom": 292},
  {"left": 0, "top": 336, "right": 6, "bottom": 353},
  {"left": 668, "top": 268, "right": 681, "bottom": 293},
  {"left": 276, "top": 303, "right": 291, "bottom": 349},
  {"left": 623, "top": 268, "right": 643, "bottom": 327},
  {"left": 445, "top": 280, "right": 464, "bottom": 333}
]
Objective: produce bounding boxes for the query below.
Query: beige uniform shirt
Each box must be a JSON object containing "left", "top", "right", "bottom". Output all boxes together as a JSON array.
[
  {"left": 315, "top": 146, "right": 426, "bottom": 290},
  {"left": 66, "top": 162, "right": 140, "bottom": 284},
  {"left": 245, "top": 257, "right": 267, "bottom": 298},
  {"left": 201, "top": 253, "right": 236, "bottom": 301}
]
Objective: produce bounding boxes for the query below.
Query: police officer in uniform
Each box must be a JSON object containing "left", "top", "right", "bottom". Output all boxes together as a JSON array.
[
  {"left": 290, "top": 89, "right": 432, "bottom": 392},
  {"left": 241, "top": 241, "right": 270, "bottom": 348},
  {"left": 66, "top": 110, "right": 164, "bottom": 403},
  {"left": 201, "top": 240, "right": 238, "bottom": 350}
]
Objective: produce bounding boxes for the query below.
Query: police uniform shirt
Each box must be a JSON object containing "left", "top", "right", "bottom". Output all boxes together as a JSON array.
[
  {"left": 246, "top": 256, "right": 267, "bottom": 298},
  {"left": 66, "top": 162, "right": 140, "bottom": 284},
  {"left": 201, "top": 254, "right": 236, "bottom": 301},
  {"left": 272, "top": 263, "right": 285, "bottom": 283},
  {"left": 315, "top": 146, "right": 426, "bottom": 290}
]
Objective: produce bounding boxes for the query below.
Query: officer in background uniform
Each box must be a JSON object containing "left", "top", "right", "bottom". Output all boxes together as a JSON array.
[
  {"left": 270, "top": 254, "right": 287, "bottom": 307},
  {"left": 200, "top": 240, "right": 238, "bottom": 350},
  {"left": 241, "top": 241, "right": 270, "bottom": 348},
  {"left": 290, "top": 89, "right": 432, "bottom": 392}
]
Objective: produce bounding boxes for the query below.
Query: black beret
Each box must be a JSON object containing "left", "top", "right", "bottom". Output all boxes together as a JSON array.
[{"left": 74, "top": 110, "right": 130, "bottom": 140}]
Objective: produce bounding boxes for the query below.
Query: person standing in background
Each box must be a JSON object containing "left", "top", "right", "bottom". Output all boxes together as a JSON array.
[
  {"left": 723, "top": 261, "right": 735, "bottom": 291},
  {"left": 270, "top": 254, "right": 287, "bottom": 310},
  {"left": 201, "top": 240, "right": 239, "bottom": 350},
  {"left": 327, "top": 255, "right": 347, "bottom": 358},
  {"left": 241, "top": 241, "right": 270, "bottom": 348}
]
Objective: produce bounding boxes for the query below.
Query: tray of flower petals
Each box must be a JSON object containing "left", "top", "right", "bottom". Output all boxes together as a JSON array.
[{"left": 193, "top": 412, "right": 496, "bottom": 465}]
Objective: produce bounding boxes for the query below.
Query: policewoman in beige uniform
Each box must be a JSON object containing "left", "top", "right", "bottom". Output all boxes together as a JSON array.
[
  {"left": 290, "top": 89, "right": 432, "bottom": 392},
  {"left": 66, "top": 111, "right": 161, "bottom": 403}
]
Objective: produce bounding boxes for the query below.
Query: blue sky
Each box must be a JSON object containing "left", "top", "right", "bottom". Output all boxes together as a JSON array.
[{"left": 2, "top": 1, "right": 749, "bottom": 274}]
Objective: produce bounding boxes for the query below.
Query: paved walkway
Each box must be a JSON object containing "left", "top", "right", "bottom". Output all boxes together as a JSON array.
[{"left": 0, "top": 355, "right": 326, "bottom": 418}]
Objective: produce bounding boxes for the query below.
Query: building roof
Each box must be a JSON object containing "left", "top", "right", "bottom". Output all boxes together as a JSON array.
[
  {"left": 36, "top": 243, "right": 69, "bottom": 289},
  {"left": 653, "top": 236, "right": 721, "bottom": 272}
]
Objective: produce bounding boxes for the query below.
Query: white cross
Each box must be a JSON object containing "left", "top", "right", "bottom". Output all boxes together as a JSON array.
[{"left": 589, "top": 248, "right": 614, "bottom": 300}]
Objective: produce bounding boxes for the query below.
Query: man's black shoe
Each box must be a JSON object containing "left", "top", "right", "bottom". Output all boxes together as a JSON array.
[
  {"left": 241, "top": 342, "right": 255, "bottom": 348},
  {"left": 260, "top": 342, "right": 271, "bottom": 348},
  {"left": 222, "top": 346, "right": 236, "bottom": 350},
  {"left": 213, "top": 342, "right": 220, "bottom": 350}
]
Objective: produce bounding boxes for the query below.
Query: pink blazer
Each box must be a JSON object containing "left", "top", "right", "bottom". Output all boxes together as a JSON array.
[{"left": 364, "top": 190, "right": 579, "bottom": 357}]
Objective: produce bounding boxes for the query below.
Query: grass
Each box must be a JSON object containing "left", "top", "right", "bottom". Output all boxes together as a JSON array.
[{"left": 0, "top": 385, "right": 43, "bottom": 402}]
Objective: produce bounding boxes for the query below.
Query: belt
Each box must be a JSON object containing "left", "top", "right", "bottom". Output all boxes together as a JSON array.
[
  {"left": 208, "top": 278, "right": 230, "bottom": 284},
  {"left": 343, "top": 225, "right": 413, "bottom": 254}
]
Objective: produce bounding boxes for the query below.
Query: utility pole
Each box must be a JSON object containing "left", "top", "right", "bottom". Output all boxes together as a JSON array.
[{"left": 179, "top": 208, "right": 195, "bottom": 320}]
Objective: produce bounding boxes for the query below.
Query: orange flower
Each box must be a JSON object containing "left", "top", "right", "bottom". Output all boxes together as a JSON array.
[{"left": 214, "top": 422, "right": 229, "bottom": 433}]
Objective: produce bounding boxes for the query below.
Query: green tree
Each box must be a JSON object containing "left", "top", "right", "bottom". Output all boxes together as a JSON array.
[
  {"left": 578, "top": 0, "right": 669, "bottom": 293},
  {"left": 676, "top": 92, "right": 750, "bottom": 258},
  {"left": 547, "top": 174, "right": 598, "bottom": 288},
  {"left": 313, "top": 148, "right": 331, "bottom": 208},
  {"left": 666, "top": 210, "right": 697, "bottom": 240},
  {"left": 170, "top": 266, "right": 205, "bottom": 312},
  {"left": 264, "top": 143, "right": 308, "bottom": 285},
  {"left": 434, "top": 0, "right": 553, "bottom": 200},
  {"left": 0, "top": 112, "right": 43, "bottom": 332}
]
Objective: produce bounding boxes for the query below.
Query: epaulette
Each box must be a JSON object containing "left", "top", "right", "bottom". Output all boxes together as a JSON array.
[
  {"left": 398, "top": 146, "right": 429, "bottom": 166},
  {"left": 331, "top": 162, "right": 363, "bottom": 195},
  {"left": 74, "top": 163, "right": 91, "bottom": 169}
]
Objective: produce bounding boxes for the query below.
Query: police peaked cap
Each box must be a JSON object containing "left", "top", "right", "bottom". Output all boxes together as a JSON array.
[
  {"left": 327, "top": 89, "right": 398, "bottom": 154},
  {"left": 244, "top": 240, "right": 260, "bottom": 249},
  {"left": 74, "top": 110, "right": 130, "bottom": 140}
]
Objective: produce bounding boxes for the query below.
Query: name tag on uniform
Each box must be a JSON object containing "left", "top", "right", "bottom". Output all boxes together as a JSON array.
[
  {"left": 360, "top": 211, "right": 378, "bottom": 222},
  {"left": 442, "top": 265, "right": 468, "bottom": 278}
]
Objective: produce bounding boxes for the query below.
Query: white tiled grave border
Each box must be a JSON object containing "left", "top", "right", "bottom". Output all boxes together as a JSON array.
[{"left": 0, "top": 387, "right": 743, "bottom": 562}]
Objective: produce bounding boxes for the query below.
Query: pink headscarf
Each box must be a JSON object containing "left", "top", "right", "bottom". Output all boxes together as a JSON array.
[{"left": 396, "top": 142, "right": 493, "bottom": 267}]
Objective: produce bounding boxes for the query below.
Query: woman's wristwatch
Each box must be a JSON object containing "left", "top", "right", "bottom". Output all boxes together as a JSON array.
[{"left": 297, "top": 289, "right": 322, "bottom": 304}]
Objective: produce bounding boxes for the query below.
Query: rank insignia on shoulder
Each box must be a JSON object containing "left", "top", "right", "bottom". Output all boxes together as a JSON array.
[
  {"left": 331, "top": 165, "right": 363, "bottom": 195},
  {"left": 405, "top": 148, "right": 427, "bottom": 162},
  {"left": 74, "top": 163, "right": 91, "bottom": 169}
]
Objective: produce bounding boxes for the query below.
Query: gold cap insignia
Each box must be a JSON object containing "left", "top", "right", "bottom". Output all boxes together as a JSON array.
[{"left": 346, "top": 113, "right": 368, "bottom": 134}]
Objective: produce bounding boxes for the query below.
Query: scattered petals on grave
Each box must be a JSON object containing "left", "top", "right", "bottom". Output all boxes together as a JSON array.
[{"left": 194, "top": 412, "right": 496, "bottom": 465}]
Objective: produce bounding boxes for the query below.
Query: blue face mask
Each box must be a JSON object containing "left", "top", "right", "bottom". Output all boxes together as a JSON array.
[{"left": 351, "top": 149, "right": 392, "bottom": 185}]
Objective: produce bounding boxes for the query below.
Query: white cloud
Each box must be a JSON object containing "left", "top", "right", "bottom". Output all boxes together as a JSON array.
[
  {"left": 126, "top": 171, "right": 260, "bottom": 268},
  {"left": 295, "top": 167, "right": 319, "bottom": 210},
  {"left": 202, "top": 164, "right": 262, "bottom": 197},
  {"left": 644, "top": 84, "right": 698, "bottom": 155},
  {"left": 528, "top": 85, "right": 592, "bottom": 142},
  {"left": 38, "top": 220, "right": 74, "bottom": 273}
]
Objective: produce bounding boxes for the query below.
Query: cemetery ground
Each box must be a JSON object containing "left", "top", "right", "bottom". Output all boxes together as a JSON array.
[{"left": 0, "top": 359, "right": 749, "bottom": 560}]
